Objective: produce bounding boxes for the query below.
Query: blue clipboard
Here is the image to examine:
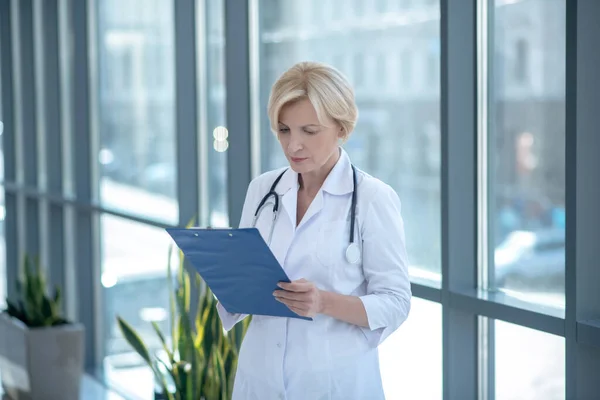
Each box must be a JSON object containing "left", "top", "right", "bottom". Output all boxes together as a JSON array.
[{"left": 165, "top": 227, "right": 312, "bottom": 321}]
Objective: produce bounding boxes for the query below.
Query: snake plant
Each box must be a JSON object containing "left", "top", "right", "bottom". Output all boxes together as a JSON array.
[
  {"left": 117, "top": 228, "right": 250, "bottom": 400},
  {"left": 3, "top": 254, "right": 69, "bottom": 327}
]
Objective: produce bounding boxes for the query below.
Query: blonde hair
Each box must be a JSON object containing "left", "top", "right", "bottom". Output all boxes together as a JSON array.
[{"left": 267, "top": 61, "right": 358, "bottom": 140}]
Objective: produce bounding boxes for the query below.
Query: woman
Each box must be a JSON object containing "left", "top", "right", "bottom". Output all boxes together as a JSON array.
[{"left": 217, "top": 61, "right": 411, "bottom": 400}]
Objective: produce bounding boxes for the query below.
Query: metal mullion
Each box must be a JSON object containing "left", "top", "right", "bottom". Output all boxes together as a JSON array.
[
  {"left": 450, "top": 291, "right": 564, "bottom": 336},
  {"left": 477, "top": 1, "right": 494, "bottom": 398},
  {"left": 576, "top": 321, "right": 600, "bottom": 349},
  {"left": 4, "top": 182, "right": 178, "bottom": 230},
  {"left": 175, "top": 0, "right": 200, "bottom": 229},
  {"left": 174, "top": 0, "right": 201, "bottom": 319},
  {"left": 36, "top": 0, "right": 67, "bottom": 310},
  {"left": 31, "top": 0, "right": 47, "bottom": 299},
  {"left": 411, "top": 283, "right": 442, "bottom": 304},
  {"left": 225, "top": 0, "right": 252, "bottom": 228},
  {"left": 10, "top": 0, "right": 28, "bottom": 282},
  {"left": 249, "top": 0, "right": 261, "bottom": 178},
  {"left": 0, "top": 0, "right": 15, "bottom": 184},
  {"left": 441, "top": 0, "right": 479, "bottom": 399},
  {"left": 564, "top": 0, "right": 579, "bottom": 397},
  {"left": 15, "top": 0, "right": 41, "bottom": 259},
  {"left": 58, "top": 0, "right": 77, "bottom": 322},
  {"left": 0, "top": 0, "right": 19, "bottom": 302},
  {"left": 566, "top": 0, "right": 600, "bottom": 398},
  {"left": 72, "top": 0, "right": 102, "bottom": 370},
  {"left": 195, "top": 0, "right": 210, "bottom": 228}
]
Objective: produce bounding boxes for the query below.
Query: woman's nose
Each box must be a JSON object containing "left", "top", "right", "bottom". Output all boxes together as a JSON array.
[{"left": 287, "top": 134, "right": 304, "bottom": 152}]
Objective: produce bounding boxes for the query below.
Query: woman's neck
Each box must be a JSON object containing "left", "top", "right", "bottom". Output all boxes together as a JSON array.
[{"left": 298, "top": 148, "right": 340, "bottom": 195}]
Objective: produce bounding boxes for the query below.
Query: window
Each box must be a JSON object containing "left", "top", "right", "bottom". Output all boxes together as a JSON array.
[
  {"left": 380, "top": 298, "right": 442, "bottom": 399},
  {"left": 488, "top": 0, "right": 566, "bottom": 305},
  {"left": 376, "top": 52, "right": 387, "bottom": 89},
  {"left": 376, "top": 0, "right": 388, "bottom": 14},
  {"left": 494, "top": 320, "right": 565, "bottom": 399},
  {"left": 514, "top": 38, "right": 529, "bottom": 84},
  {"left": 256, "top": 0, "right": 442, "bottom": 283},
  {"left": 101, "top": 214, "right": 175, "bottom": 399},
  {"left": 96, "top": 1, "right": 178, "bottom": 396},
  {"left": 204, "top": 0, "right": 228, "bottom": 228},
  {"left": 353, "top": 53, "right": 365, "bottom": 88},
  {"left": 427, "top": 52, "right": 438, "bottom": 87},
  {"left": 402, "top": 50, "right": 412, "bottom": 88},
  {"left": 97, "top": 0, "right": 177, "bottom": 225}
]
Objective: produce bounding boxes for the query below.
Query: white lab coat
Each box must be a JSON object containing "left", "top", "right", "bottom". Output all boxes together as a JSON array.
[{"left": 217, "top": 148, "right": 412, "bottom": 400}]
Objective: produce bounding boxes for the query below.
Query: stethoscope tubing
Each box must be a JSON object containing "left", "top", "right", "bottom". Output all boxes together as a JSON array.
[{"left": 252, "top": 165, "right": 360, "bottom": 263}]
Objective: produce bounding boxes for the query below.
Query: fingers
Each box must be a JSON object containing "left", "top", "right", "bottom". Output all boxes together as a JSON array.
[
  {"left": 276, "top": 298, "right": 311, "bottom": 317},
  {"left": 277, "top": 280, "right": 311, "bottom": 292},
  {"left": 275, "top": 297, "right": 309, "bottom": 312},
  {"left": 289, "top": 306, "right": 308, "bottom": 316},
  {"left": 273, "top": 289, "right": 307, "bottom": 302}
]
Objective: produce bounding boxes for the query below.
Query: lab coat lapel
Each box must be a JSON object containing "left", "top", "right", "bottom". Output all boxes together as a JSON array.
[
  {"left": 265, "top": 169, "right": 297, "bottom": 267},
  {"left": 281, "top": 174, "right": 324, "bottom": 230},
  {"left": 279, "top": 169, "right": 298, "bottom": 229},
  {"left": 296, "top": 190, "right": 323, "bottom": 230}
]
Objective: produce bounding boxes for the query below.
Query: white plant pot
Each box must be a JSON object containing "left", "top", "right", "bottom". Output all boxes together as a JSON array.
[{"left": 0, "top": 313, "right": 85, "bottom": 400}]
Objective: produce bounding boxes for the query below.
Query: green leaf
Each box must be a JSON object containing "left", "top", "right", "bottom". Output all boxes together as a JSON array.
[
  {"left": 116, "top": 316, "right": 153, "bottom": 365},
  {"left": 177, "top": 315, "right": 187, "bottom": 362},
  {"left": 185, "top": 363, "right": 193, "bottom": 400},
  {"left": 32, "top": 256, "right": 45, "bottom": 307},
  {"left": 200, "top": 308, "right": 214, "bottom": 364},
  {"left": 152, "top": 321, "right": 174, "bottom": 364},
  {"left": 225, "top": 353, "right": 238, "bottom": 400},
  {"left": 41, "top": 296, "right": 54, "bottom": 326},
  {"left": 17, "top": 301, "right": 30, "bottom": 325},
  {"left": 15, "top": 279, "right": 22, "bottom": 297},
  {"left": 213, "top": 350, "right": 226, "bottom": 400},
  {"left": 154, "top": 358, "right": 175, "bottom": 400},
  {"left": 5, "top": 299, "right": 26, "bottom": 323},
  {"left": 171, "top": 361, "right": 192, "bottom": 399},
  {"left": 167, "top": 245, "right": 177, "bottom": 357},
  {"left": 175, "top": 289, "right": 194, "bottom": 362},
  {"left": 194, "top": 288, "right": 209, "bottom": 349},
  {"left": 52, "top": 286, "right": 62, "bottom": 317}
]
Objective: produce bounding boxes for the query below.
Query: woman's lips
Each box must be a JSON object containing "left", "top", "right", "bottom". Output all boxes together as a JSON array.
[{"left": 291, "top": 157, "right": 307, "bottom": 163}]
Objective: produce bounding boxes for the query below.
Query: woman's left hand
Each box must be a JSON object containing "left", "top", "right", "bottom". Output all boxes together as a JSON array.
[{"left": 273, "top": 279, "right": 323, "bottom": 318}]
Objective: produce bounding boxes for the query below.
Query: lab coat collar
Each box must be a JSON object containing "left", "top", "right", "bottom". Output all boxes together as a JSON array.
[
  {"left": 321, "top": 147, "right": 354, "bottom": 196},
  {"left": 277, "top": 147, "right": 352, "bottom": 229},
  {"left": 274, "top": 147, "right": 353, "bottom": 196}
]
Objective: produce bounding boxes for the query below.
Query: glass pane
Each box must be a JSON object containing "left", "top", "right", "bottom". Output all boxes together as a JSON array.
[
  {"left": 256, "top": 0, "right": 442, "bottom": 283},
  {"left": 204, "top": 0, "right": 228, "bottom": 228},
  {"left": 380, "top": 298, "right": 442, "bottom": 399},
  {"left": 96, "top": 0, "right": 178, "bottom": 225},
  {"left": 101, "top": 214, "right": 174, "bottom": 399},
  {"left": 490, "top": 0, "right": 566, "bottom": 306},
  {"left": 495, "top": 320, "right": 565, "bottom": 399}
]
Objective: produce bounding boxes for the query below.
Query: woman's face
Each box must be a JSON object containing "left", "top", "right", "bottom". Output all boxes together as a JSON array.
[{"left": 277, "top": 98, "right": 343, "bottom": 175}]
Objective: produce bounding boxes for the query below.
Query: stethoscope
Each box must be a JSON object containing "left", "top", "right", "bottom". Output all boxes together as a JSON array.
[{"left": 252, "top": 165, "right": 361, "bottom": 264}]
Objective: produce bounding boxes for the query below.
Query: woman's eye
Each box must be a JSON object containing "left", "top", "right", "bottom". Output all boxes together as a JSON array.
[
  {"left": 278, "top": 127, "right": 289, "bottom": 133},
  {"left": 304, "top": 130, "right": 317, "bottom": 135}
]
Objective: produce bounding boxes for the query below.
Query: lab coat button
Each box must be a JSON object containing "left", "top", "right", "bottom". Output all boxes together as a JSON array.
[{"left": 277, "top": 342, "right": 282, "bottom": 348}]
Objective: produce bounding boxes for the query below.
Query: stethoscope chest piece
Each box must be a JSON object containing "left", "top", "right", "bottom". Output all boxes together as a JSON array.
[{"left": 345, "top": 242, "right": 361, "bottom": 264}]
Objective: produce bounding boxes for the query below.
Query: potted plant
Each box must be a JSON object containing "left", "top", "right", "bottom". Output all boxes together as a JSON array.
[
  {"left": 117, "top": 241, "right": 250, "bottom": 400},
  {"left": 0, "top": 255, "right": 85, "bottom": 400}
]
